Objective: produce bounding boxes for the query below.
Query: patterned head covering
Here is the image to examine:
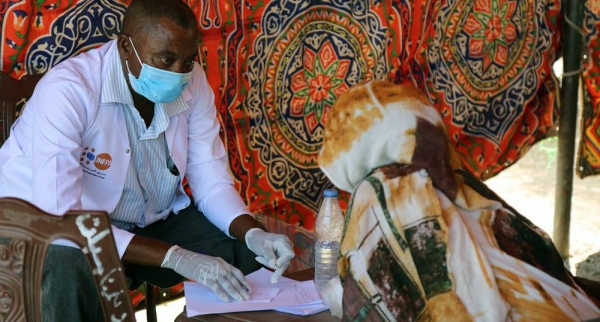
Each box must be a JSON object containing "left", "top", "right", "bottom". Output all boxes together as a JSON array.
[{"left": 318, "top": 80, "right": 461, "bottom": 198}]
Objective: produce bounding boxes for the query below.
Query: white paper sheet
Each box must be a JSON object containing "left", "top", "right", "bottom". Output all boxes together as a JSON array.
[
  {"left": 274, "top": 303, "right": 329, "bottom": 316},
  {"left": 184, "top": 268, "right": 328, "bottom": 317},
  {"left": 201, "top": 287, "right": 281, "bottom": 303}
]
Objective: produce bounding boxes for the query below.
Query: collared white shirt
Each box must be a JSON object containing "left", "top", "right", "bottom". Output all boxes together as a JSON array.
[{"left": 103, "top": 49, "right": 180, "bottom": 230}]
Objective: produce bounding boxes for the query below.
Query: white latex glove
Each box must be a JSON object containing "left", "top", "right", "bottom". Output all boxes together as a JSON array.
[
  {"left": 245, "top": 228, "right": 295, "bottom": 283},
  {"left": 161, "top": 245, "right": 251, "bottom": 302},
  {"left": 321, "top": 276, "right": 343, "bottom": 318}
]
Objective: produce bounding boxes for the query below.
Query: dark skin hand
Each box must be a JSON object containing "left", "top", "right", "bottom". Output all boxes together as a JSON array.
[{"left": 118, "top": 18, "right": 263, "bottom": 266}]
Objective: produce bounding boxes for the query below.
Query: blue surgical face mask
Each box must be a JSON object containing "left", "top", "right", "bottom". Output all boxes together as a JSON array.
[{"left": 125, "top": 37, "right": 193, "bottom": 103}]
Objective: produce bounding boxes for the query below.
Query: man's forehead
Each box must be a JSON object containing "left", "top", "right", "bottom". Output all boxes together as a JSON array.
[{"left": 139, "top": 19, "right": 200, "bottom": 50}]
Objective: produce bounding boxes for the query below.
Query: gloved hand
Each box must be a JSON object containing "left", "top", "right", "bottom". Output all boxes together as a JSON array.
[
  {"left": 161, "top": 245, "right": 251, "bottom": 302},
  {"left": 245, "top": 228, "right": 295, "bottom": 283}
]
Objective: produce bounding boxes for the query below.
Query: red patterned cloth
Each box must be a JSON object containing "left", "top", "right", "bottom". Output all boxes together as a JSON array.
[
  {"left": 578, "top": 1, "right": 600, "bottom": 178},
  {"left": 1, "top": 0, "right": 561, "bottom": 231}
]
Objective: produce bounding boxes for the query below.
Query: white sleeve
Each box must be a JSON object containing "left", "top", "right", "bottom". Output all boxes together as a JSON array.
[
  {"left": 29, "top": 72, "right": 87, "bottom": 215},
  {"left": 183, "top": 65, "right": 251, "bottom": 237},
  {"left": 50, "top": 224, "right": 135, "bottom": 259}
]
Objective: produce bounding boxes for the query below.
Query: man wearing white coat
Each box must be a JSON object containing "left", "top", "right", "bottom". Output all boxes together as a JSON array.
[{"left": 0, "top": 0, "right": 294, "bottom": 320}]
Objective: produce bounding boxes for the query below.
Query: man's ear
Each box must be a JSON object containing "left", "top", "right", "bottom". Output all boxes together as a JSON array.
[{"left": 116, "top": 34, "right": 132, "bottom": 59}]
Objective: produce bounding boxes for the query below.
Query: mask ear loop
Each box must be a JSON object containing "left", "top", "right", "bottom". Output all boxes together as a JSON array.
[{"left": 126, "top": 37, "right": 144, "bottom": 74}]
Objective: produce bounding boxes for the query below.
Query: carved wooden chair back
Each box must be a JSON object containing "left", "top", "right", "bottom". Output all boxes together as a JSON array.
[
  {"left": 0, "top": 197, "right": 136, "bottom": 322},
  {"left": 0, "top": 100, "right": 15, "bottom": 145}
]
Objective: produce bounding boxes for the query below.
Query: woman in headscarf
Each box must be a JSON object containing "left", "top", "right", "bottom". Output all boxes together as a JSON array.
[{"left": 318, "top": 80, "right": 600, "bottom": 321}]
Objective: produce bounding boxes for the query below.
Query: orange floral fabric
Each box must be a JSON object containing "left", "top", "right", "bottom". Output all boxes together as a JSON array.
[{"left": 1, "top": 0, "right": 562, "bottom": 230}]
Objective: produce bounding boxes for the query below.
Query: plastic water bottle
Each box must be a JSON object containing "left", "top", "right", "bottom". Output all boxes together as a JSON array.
[{"left": 314, "top": 188, "right": 344, "bottom": 295}]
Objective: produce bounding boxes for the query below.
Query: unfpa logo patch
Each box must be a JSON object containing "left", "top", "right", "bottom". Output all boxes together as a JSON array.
[{"left": 80, "top": 147, "right": 112, "bottom": 170}]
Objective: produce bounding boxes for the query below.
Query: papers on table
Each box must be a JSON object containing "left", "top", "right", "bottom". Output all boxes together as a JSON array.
[
  {"left": 273, "top": 302, "right": 329, "bottom": 316},
  {"left": 200, "top": 286, "right": 281, "bottom": 303},
  {"left": 184, "top": 268, "right": 328, "bottom": 317}
]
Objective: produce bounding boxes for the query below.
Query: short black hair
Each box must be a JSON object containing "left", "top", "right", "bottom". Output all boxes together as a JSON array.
[{"left": 120, "top": 0, "right": 198, "bottom": 37}]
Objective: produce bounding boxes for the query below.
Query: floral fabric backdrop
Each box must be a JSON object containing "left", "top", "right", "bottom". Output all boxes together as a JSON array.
[
  {"left": 578, "top": 0, "right": 600, "bottom": 178},
  {"left": 1, "top": 0, "right": 563, "bottom": 230}
]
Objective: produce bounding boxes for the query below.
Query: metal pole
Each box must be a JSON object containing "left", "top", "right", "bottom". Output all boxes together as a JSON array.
[{"left": 553, "top": 0, "right": 585, "bottom": 261}]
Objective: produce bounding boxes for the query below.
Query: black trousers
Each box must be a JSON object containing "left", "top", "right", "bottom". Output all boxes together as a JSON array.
[{"left": 126, "top": 205, "right": 262, "bottom": 288}]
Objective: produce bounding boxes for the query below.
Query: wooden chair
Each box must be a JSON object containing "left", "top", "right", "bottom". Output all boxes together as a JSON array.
[
  {"left": 0, "top": 197, "right": 136, "bottom": 321},
  {"left": 0, "top": 72, "right": 41, "bottom": 145},
  {"left": 0, "top": 100, "right": 15, "bottom": 145}
]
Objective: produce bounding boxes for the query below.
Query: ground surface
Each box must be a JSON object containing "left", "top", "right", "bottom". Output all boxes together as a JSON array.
[{"left": 486, "top": 137, "right": 600, "bottom": 273}]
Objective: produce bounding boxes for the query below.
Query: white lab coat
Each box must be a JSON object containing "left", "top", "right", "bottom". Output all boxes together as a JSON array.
[{"left": 0, "top": 40, "right": 249, "bottom": 257}]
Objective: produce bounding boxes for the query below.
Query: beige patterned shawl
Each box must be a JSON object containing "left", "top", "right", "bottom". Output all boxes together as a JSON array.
[{"left": 318, "top": 80, "right": 600, "bottom": 321}]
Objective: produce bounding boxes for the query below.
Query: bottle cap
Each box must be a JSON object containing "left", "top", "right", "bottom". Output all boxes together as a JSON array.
[{"left": 323, "top": 189, "right": 338, "bottom": 197}]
